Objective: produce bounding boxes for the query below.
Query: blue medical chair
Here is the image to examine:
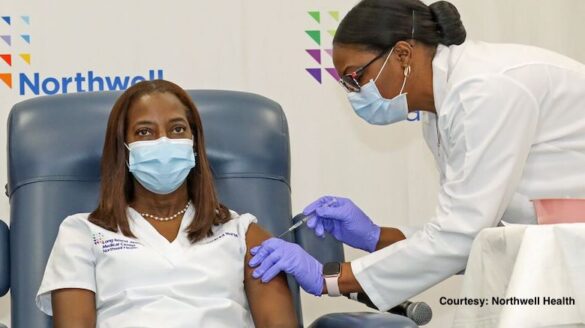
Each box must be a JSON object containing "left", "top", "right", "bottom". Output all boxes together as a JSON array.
[{"left": 1, "top": 90, "right": 416, "bottom": 327}]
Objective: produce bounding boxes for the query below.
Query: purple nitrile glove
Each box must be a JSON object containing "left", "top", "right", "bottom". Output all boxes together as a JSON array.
[
  {"left": 303, "top": 196, "right": 381, "bottom": 253},
  {"left": 248, "top": 238, "right": 323, "bottom": 296}
]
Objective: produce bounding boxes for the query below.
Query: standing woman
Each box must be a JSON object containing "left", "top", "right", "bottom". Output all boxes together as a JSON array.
[{"left": 249, "top": 0, "right": 585, "bottom": 312}]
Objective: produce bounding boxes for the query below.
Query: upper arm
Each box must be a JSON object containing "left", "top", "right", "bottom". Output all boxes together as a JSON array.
[
  {"left": 244, "top": 223, "right": 298, "bottom": 328},
  {"left": 51, "top": 288, "right": 96, "bottom": 328}
]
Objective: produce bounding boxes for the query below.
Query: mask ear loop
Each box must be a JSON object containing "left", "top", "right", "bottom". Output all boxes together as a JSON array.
[
  {"left": 374, "top": 48, "right": 394, "bottom": 82},
  {"left": 399, "top": 66, "right": 411, "bottom": 94},
  {"left": 398, "top": 9, "right": 415, "bottom": 95}
]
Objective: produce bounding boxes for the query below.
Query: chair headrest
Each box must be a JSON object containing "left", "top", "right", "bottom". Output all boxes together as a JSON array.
[{"left": 7, "top": 90, "right": 290, "bottom": 196}]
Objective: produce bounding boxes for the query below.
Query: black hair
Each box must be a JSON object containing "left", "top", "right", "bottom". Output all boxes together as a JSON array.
[{"left": 333, "top": 0, "right": 466, "bottom": 52}]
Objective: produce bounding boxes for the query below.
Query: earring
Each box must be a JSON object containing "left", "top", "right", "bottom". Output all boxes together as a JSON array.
[{"left": 404, "top": 66, "right": 412, "bottom": 77}]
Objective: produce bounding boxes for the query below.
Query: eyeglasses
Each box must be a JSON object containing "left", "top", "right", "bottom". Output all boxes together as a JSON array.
[{"left": 339, "top": 48, "right": 392, "bottom": 93}]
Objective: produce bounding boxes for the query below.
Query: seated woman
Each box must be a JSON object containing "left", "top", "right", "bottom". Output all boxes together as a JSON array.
[{"left": 35, "top": 80, "right": 297, "bottom": 328}]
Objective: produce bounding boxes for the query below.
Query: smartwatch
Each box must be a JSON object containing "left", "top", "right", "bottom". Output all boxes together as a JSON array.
[{"left": 323, "top": 262, "right": 342, "bottom": 297}]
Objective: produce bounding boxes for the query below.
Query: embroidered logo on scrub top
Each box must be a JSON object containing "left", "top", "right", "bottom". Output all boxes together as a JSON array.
[
  {"left": 200, "top": 231, "right": 239, "bottom": 244},
  {"left": 92, "top": 232, "right": 142, "bottom": 253},
  {"left": 93, "top": 232, "right": 105, "bottom": 245}
]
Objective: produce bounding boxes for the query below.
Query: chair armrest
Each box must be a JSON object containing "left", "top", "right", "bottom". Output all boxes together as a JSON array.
[
  {"left": 309, "top": 312, "right": 418, "bottom": 328},
  {"left": 0, "top": 220, "right": 9, "bottom": 296},
  {"left": 292, "top": 213, "right": 345, "bottom": 264}
]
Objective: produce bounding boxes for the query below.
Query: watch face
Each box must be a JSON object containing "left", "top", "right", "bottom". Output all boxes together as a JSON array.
[{"left": 323, "top": 262, "right": 341, "bottom": 275}]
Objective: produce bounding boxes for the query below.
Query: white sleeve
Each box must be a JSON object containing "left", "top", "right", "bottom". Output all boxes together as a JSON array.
[
  {"left": 395, "top": 226, "right": 420, "bottom": 239},
  {"left": 35, "top": 215, "right": 97, "bottom": 316},
  {"left": 231, "top": 211, "right": 258, "bottom": 255},
  {"left": 352, "top": 75, "right": 539, "bottom": 311}
]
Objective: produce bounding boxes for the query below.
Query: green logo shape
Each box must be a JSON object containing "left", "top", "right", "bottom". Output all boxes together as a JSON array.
[
  {"left": 308, "top": 11, "right": 321, "bottom": 24},
  {"left": 328, "top": 29, "right": 337, "bottom": 37},
  {"left": 305, "top": 30, "right": 321, "bottom": 46},
  {"left": 329, "top": 11, "right": 340, "bottom": 22}
]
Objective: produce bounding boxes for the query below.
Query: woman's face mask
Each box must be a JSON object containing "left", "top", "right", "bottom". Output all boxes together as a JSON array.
[
  {"left": 126, "top": 137, "right": 196, "bottom": 195},
  {"left": 346, "top": 47, "right": 410, "bottom": 126}
]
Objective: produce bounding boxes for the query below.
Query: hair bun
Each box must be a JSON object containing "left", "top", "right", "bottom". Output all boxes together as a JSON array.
[{"left": 429, "top": 1, "right": 466, "bottom": 46}]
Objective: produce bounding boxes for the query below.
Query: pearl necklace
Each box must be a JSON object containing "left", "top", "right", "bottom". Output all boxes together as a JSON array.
[{"left": 141, "top": 201, "right": 191, "bottom": 222}]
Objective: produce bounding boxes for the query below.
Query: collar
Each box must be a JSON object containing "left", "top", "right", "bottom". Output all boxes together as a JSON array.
[{"left": 430, "top": 41, "right": 468, "bottom": 116}]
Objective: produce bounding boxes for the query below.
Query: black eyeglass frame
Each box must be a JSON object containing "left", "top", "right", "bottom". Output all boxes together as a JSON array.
[{"left": 339, "top": 47, "right": 392, "bottom": 92}]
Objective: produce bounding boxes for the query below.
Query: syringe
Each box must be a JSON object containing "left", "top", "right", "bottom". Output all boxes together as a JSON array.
[
  {"left": 277, "top": 215, "right": 310, "bottom": 238},
  {"left": 277, "top": 198, "right": 338, "bottom": 238}
]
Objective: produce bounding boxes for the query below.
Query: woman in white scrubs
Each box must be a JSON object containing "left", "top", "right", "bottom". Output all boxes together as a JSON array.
[
  {"left": 36, "top": 80, "right": 297, "bottom": 327},
  {"left": 249, "top": 0, "right": 585, "bottom": 312}
]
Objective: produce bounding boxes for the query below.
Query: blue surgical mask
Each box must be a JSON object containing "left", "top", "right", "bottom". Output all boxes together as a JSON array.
[
  {"left": 126, "top": 137, "right": 196, "bottom": 195},
  {"left": 347, "top": 47, "right": 410, "bottom": 125}
]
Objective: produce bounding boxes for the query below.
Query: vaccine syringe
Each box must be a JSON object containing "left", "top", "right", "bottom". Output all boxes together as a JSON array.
[
  {"left": 277, "top": 215, "right": 310, "bottom": 238},
  {"left": 277, "top": 198, "right": 338, "bottom": 238}
]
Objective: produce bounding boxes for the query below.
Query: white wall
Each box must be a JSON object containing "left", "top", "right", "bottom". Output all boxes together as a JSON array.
[{"left": 1, "top": 0, "right": 584, "bottom": 326}]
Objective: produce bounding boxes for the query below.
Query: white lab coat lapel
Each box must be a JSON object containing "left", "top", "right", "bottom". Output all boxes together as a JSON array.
[{"left": 422, "top": 43, "right": 466, "bottom": 180}]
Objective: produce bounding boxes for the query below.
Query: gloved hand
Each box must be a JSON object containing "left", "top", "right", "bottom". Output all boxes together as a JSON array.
[
  {"left": 249, "top": 238, "right": 323, "bottom": 296},
  {"left": 303, "top": 196, "right": 381, "bottom": 252}
]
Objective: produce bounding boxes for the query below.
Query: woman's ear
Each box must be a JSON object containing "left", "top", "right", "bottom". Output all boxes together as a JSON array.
[{"left": 394, "top": 41, "right": 414, "bottom": 69}]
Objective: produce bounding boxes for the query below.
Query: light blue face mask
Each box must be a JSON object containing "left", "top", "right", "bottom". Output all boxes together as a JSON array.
[
  {"left": 347, "top": 47, "right": 410, "bottom": 125},
  {"left": 126, "top": 137, "right": 196, "bottom": 195}
]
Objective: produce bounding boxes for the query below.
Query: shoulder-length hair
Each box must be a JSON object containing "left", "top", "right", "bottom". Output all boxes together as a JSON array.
[{"left": 89, "top": 79, "right": 231, "bottom": 243}]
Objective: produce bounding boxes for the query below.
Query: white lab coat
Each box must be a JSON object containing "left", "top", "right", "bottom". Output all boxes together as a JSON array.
[
  {"left": 352, "top": 40, "right": 585, "bottom": 311},
  {"left": 36, "top": 205, "right": 257, "bottom": 328}
]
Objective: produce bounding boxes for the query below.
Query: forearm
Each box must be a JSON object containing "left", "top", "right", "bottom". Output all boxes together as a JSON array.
[
  {"left": 375, "top": 227, "right": 406, "bottom": 251},
  {"left": 319, "top": 228, "right": 406, "bottom": 296}
]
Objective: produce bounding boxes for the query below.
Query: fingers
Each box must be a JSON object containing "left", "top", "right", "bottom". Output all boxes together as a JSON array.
[
  {"left": 259, "top": 237, "right": 284, "bottom": 251},
  {"left": 248, "top": 237, "right": 283, "bottom": 267},
  {"left": 306, "top": 215, "right": 327, "bottom": 237},
  {"left": 303, "top": 195, "right": 337, "bottom": 215},
  {"left": 252, "top": 248, "right": 282, "bottom": 279},
  {"left": 303, "top": 198, "right": 326, "bottom": 215},
  {"left": 315, "top": 220, "right": 325, "bottom": 237},
  {"left": 323, "top": 219, "right": 334, "bottom": 233},
  {"left": 250, "top": 246, "right": 260, "bottom": 255},
  {"left": 248, "top": 246, "right": 271, "bottom": 267},
  {"left": 260, "top": 263, "right": 284, "bottom": 283},
  {"left": 315, "top": 204, "right": 346, "bottom": 219},
  {"left": 306, "top": 215, "right": 317, "bottom": 229}
]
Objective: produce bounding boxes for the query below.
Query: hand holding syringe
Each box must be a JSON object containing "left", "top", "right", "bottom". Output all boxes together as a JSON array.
[{"left": 277, "top": 198, "right": 338, "bottom": 238}]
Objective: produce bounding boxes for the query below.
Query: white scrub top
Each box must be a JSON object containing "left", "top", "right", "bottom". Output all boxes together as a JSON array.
[
  {"left": 352, "top": 40, "right": 585, "bottom": 311},
  {"left": 36, "top": 204, "right": 258, "bottom": 328}
]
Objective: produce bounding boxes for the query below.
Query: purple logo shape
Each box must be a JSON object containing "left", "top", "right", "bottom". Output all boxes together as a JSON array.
[
  {"left": 306, "top": 49, "right": 321, "bottom": 64},
  {"left": 306, "top": 68, "right": 322, "bottom": 83},
  {"left": 325, "top": 68, "right": 339, "bottom": 80},
  {"left": 0, "top": 35, "right": 11, "bottom": 46}
]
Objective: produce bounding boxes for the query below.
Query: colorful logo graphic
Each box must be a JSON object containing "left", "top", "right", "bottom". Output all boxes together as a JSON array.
[
  {"left": 93, "top": 232, "right": 105, "bottom": 245},
  {"left": 305, "top": 10, "right": 342, "bottom": 84},
  {"left": 0, "top": 15, "right": 31, "bottom": 89},
  {"left": 92, "top": 232, "right": 142, "bottom": 253},
  {"left": 1, "top": 14, "right": 164, "bottom": 96},
  {"left": 304, "top": 9, "right": 420, "bottom": 121}
]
